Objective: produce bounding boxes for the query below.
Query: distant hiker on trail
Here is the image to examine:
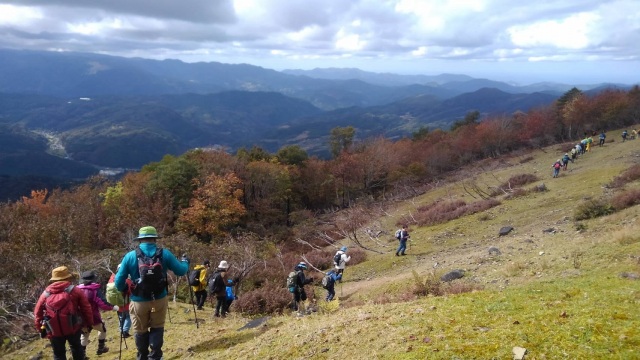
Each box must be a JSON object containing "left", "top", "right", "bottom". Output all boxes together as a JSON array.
[
  {"left": 290, "top": 262, "right": 313, "bottom": 316},
  {"left": 190, "top": 260, "right": 210, "bottom": 310},
  {"left": 323, "top": 270, "right": 339, "bottom": 302},
  {"left": 570, "top": 147, "right": 577, "bottom": 161},
  {"left": 34, "top": 266, "right": 93, "bottom": 360},
  {"left": 107, "top": 263, "right": 133, "bottom": 338},
  {"left": 586, "top": 136, "right": 593, "bottom": 152},
  {"left": 580, "top": 139, "right": 588, "bottom": 154},
  {"left": 224, "top": 279, "right": 238, "bottom": 314},
  {"left": 209, "top": 260, "right": 230, "bottom": 318},
  {"left": 115, "top": 226, "right": 189, "bottom": 360},
  {"left": 575, "top": 143, "right": 582, "bottom": 157},
  {"left": 333, "top": 246, "right": 351, "bottom": 281},
  {"left": 632, "top": 129, "right": 638, "bottom": 140},
  {"left": 395, "top": 225, "right": 410, "bottom": 256},
  {"left": 552, "top": 159, "right": 562, "bottom": 178},
  {"left": 77, "top": 270, "right": 119, "bottom": 356},
  {"left": 622, "top": 130, "right": 628, "bottom": 142},
  {"left": 599, "top": 131, "right": 606, "bottom": 146},
  {"left": 562, "top": 153, "right": 571, "bottom": 170}
]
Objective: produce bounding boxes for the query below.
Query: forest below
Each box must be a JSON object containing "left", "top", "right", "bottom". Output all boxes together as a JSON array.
[{"left": 0, "top": 85, "right": 639, "bottom": 352}]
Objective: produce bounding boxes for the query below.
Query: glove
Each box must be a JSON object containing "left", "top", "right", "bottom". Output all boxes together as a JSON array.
[{"left": 112, "top": 305, "right": 119, "bottom": 312}]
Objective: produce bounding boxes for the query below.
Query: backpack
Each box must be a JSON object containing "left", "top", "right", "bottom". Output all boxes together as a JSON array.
[
  {"left": 208, "top": 272, "right": 223, "bottom": 294},
  {"left": 286, "top": 271, "right": 297, "bottom": 293},
  {"left": 42, "top": 285, "right": 82, "bottom": 337},
  {"left": 105, "top": 282, "right": 125, "bottom": 306},
  {"left": 132, "top": 247, "right": 166, "bottom": 299},
  {"left": 554, "top": 162, "right": 561, "bottom": 169},
  {"left": 333, "top": 253, "right": 342, "bottom": 267},
  {"left": 321, "top": 273, "right": 333, "bottom": 289},
  {"left": 188, "top": 268, "right": 202, "bottom": 286},
  {"left": 395, "top": 229, "right": 402, "bottom": 240}
]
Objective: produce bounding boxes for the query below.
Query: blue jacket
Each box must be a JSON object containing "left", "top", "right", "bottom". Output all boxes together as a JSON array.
[
  {"left": 225, "top": 286, "right": 236, "bottom": 301},
  {"left": 115, "top": 242, "right": 188, "bottom": 302}
]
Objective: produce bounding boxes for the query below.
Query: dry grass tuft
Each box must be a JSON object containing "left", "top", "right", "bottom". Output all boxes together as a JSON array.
[{"left": 609, "top": 164, "right": 640, "bottom": 188}]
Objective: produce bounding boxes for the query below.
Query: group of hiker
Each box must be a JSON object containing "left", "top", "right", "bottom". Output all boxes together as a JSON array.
[
  {"left": 551, "top": 131, "right": 607, "bottom": 178},
  {"left": 35, "top": 226, "right": 193, "bottom": 360}
]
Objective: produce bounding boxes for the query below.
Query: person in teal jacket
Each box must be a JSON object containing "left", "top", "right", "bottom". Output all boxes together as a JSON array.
[{"left": 115, "top": 226, "right": 188, "bottom": 360}]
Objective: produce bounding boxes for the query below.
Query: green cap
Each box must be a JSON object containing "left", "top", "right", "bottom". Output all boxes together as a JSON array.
[{"left": 135, "top": 226, "right": 159, "bottom": 239}]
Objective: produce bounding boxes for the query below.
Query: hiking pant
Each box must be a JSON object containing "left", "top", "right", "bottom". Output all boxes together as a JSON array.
[
  {"left": 599, "top": 138, "right": 605, "bottom": 146},
  {"left": 80, "top": 321, "right": 107, "bottom": 346},
  {"left": 223, "top": 299, "right": 233, "bottom": 313},
  {"left": 130, "top": 298, "right": 168, "bottom": 360},
  {"left": 292, "top": 288, "right": 307, "bottom": 312},
  {"left": 195, "top": 290, "right": 207, "bottom": 308},
  {"left": 553, "top": 168, "right": 559, "bottom": 178},
  {"left": 214, "top": 295, "right": 226, "bottom": 316},
  {"left": 118, "top": 311, "right": 131, "bottom": 333},
  {"left": 50, "top": 329, "right": 84, "bottom": 360},
  {"left": 396, "top": 239, "right": 407, "bottom": 255},
  {"left": 134, "top": 327, "right": 164, "bottom": 360},
  {"left": 326, "top": 283, "right": 336, "bottom": 301}
]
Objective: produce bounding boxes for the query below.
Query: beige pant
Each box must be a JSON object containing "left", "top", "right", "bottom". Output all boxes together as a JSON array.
[
  {"left": 80, "top": 322, "right": 107, "bottom": 346},
  {"left": 130, "top": 297, "right": 168, "bottom": 334}
]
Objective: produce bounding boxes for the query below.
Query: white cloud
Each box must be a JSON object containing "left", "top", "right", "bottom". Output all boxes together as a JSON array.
[{"left": 508, "top": 12, "right": 597, "bottom": 49}]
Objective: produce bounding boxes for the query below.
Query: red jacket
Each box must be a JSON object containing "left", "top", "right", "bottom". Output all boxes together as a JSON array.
[{"left": 34, "top": 281, "right": 92, "bottom": 336}]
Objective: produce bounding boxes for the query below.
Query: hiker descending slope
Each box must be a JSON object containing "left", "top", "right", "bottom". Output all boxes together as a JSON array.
[
  {"left": 395, "top": 225, "right": 410, "bottom": 256},
  {"left": 323, "top": 269, "right": 339, "bottom": 302},
  {"left": 34, "top": 266, "right": 93, "bottom": 360},
  {"left": 333, "top": 246, "right": 351, "bottom": 281},
  {"left": 115, "top": 226, "right": 189, "bottom": 360},
  {"left": 551, "top": 159, "right": 562, "bottom": 178},
  {"left": 107, "top": 263, "right": 133, "bottom": 338},
  {"left": 77, "top": 270, "right": 119, "bottom": 356},
  {"left": 208, "top": 260, "right": 230, "bottom": 318},
  {"left": 289, "top": 262, "right": 313, "bottom": 316},
  {"left": 190, "top": 260, "right": 211, "bottom": 310},
  {"left": 224, "top": 279, "right": 238, "bottom": 314}
]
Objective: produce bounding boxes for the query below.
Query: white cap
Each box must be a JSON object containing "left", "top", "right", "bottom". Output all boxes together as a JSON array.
[{"left": 218, "top": 260, "right": 229, "bottom": 269}]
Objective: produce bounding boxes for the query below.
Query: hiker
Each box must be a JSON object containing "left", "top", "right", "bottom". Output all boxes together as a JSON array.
[
  {"left": 562, "top": 153, "right": 571, "bottom": 170},
  {"left": 622, "top": 130, "right": 628, "bottom": 142},
  {"left": 552, "top": 159, "right": 562, "bottom": 178},
  {"left": 599, "top": 131, "right": 606, "bottom": 146},
  {"left": 291, "top": 262, "right": 313, "bottom": 316},
  {"left": 575, "top": 143, "right": 582, "bottom": 157},
  {"left": 395, "top": 225, "right": 410, "bottom": 256},
  {"left": 107, "top": 264, "right": 133, "bottom": 338},
  {"left": 324, "top": 270, "right": 339, "bottom": 302},
  {"left": 224, "top": 279, "right": 238, "bottom": 314},
  {"left": 580, "top": 138, "right": 587, "bottom": 154},
  {"left": 632, "top": 129, "right": 638, "bottom": 140},
  {"left": 209, "top": 260, "right": 230, "bottom": 317},
  {"left": 586, "top": 136, "right": 593, "bottom": 152},
  {"left": 34, "top": 266, "right": 93, "bottom": 360},
  {"left": 570, "top": 147, "right": 577, "bottom": 161},
  {"left": 333, "top": 246, "right": 351, "bottom": 281},
  {"left": 114, "top": 226, "right": 189, "bottom": 360},
  {"left": 77, "top": 270, "right": 119, "bottom": 356},
  {"left": 191, "top": 260, "right": 210, "bottom": 310}
]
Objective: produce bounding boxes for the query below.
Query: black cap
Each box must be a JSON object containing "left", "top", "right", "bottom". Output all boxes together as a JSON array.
[
  {"left": 81, "top": 271, "right": 96, "bottom": 282},
  {"left": 203, "top": 260, "right": 210, "bottom": 266}
]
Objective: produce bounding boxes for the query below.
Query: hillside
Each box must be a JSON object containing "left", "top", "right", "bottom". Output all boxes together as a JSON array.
[{"left": 7, "top": 129, "right": 640, "bottom": 359}]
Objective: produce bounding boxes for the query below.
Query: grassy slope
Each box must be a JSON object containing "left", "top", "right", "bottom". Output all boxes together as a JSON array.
[{"left": 7, "top": 130, "right": 640, "bottom": 360}]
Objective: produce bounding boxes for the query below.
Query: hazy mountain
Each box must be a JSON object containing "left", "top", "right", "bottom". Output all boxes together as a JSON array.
[{"left": 282, "top": 67, "right": 474, "bottom": 86}]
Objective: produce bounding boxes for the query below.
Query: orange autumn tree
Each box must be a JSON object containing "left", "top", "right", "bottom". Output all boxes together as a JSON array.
[{"left": 177, "top": 172, "right": 246, "bottom": 243}]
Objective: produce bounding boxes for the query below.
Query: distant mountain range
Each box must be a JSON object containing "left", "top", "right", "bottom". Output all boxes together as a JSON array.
[{"left": 0, "top": 48, "right": 635, "bottom": 200}]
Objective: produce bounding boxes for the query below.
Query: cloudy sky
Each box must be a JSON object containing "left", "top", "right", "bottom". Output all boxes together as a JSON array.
[{"left": 0, "top": 0, "right": 638, "bottom": 85}]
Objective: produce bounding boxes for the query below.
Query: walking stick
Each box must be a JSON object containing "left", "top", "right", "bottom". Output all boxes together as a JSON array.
[{"left": 187, "top": 275, "right": 199, "bottom": 328}]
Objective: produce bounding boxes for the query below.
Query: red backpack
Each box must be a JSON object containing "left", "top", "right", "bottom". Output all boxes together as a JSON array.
[{"left": 42, "top": 285, "right": 82, "bottom": 337}]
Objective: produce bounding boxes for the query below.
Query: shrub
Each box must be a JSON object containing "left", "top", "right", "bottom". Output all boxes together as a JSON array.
[
  {"left": 411, "top": 270, "right": 443, "bottom": 297},
  {"left": 611, "top": 188, "right": 640, "bottom": 210},
  {"left": 443, "top": 281, "right": 483, "bottom": 295},
  {"left": 233, "top": 280, "right": 314, "bottom": 316},
  {"left": 491, "top": 173, "right": 539, "bottom": 197},
  {"left": 415, "top": 199, "right": 500, "bottom": 226},
  {"left": 574, "top": 198, "right": 615, "bottom": 220},
  {"left": 609, "top": 164, "right": 640, "bottom": 188}
]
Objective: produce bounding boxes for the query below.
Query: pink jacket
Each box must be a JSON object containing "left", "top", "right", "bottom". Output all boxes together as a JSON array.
[{"left": 77, "top": 283, "right": 114, "bottom": 325}]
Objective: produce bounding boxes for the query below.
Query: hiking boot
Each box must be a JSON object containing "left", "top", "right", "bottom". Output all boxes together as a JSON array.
[
  {"left": 96, "top": 340, "right": 109, "bottom": 355},
  {"left": 197, "top": 306, "right": 203, "bottom": 310},
  {"left": 122, "top": 331, "right": 131, "bottom": 338}
]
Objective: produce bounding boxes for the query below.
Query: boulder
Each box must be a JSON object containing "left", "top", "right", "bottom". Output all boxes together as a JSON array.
[
  {"left": 499, "top": 226, "right": 514, "bottom": 236},
  {"left": 440, "top": 269, "right": 465, "bottom": 282}
]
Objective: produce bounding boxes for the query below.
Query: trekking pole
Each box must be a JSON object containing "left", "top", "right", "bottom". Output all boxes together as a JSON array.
[
  {"left": 166, "top": 275, "right": 172, "bottom": 324},
  {"left": 186, "top": 275, "right": 199, "bottom": 328}
]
